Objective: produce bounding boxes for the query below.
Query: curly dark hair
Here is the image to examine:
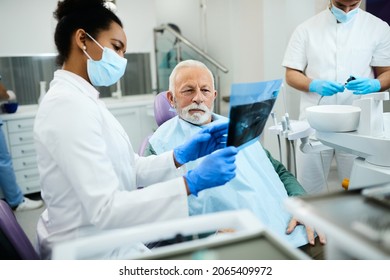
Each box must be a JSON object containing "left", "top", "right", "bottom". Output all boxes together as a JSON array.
[{"left": 53, "top": 0, "right": 123, "bottom": 65}]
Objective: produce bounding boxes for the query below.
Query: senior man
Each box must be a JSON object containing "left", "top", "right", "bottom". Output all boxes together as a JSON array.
[{"left": 144, "top": 60, "right": 326, "bottom": 259}]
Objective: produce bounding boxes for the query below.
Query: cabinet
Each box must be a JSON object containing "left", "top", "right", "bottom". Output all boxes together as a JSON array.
[
  {"left": 111, "top": 104, "right": 156, "bottom": 153},
  {"left": 0, "top": 95, "right": 157, "bottom": 198},
  {"left": 6, "top": 117, "right": 41, "bottom": 195}
]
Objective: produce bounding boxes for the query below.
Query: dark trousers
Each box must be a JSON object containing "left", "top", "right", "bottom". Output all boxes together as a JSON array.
[{"left": 298, "top": 236, "right": 325, "bottom": 260}]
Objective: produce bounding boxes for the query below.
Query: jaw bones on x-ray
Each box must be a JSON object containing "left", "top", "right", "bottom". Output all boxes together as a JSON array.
[{"left": 227, "top": 79, "right": 282, "bottom": 149}]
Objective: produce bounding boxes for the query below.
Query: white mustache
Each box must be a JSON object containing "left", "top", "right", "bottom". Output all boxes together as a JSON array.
[{"left": 185, "top": 103, "right": 209, "bottom": 112}]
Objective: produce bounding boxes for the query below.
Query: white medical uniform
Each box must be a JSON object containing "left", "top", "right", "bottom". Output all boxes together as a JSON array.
[
  {"left": 149, "top": 114, "right": 309, "bottom": 249},
  {"left": 34, "top": 70, "right": 188, "bottom": 259},
  {"left": 282, "top": 8, "right": 390, "bottom": 194}
]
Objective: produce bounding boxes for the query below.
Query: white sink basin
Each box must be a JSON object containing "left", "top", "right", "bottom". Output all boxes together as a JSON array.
[{"left": 306, "top": 105, "right": 361, "bottom": 132}]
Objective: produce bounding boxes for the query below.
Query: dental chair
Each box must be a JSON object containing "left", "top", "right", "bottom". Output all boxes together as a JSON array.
[
  {"left": 138, "top": 91, "right": 177, "bottom": 155},
  {"left": 153, "top": 91, "right": 177, "bottom": 126},
  {"left": 0, "top": 200, "right": 40, "bottom": 259}
]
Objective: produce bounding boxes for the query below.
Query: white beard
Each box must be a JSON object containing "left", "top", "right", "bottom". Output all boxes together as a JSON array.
[{"left": 177, "top": 103, "right": 213, "bottom": 125}]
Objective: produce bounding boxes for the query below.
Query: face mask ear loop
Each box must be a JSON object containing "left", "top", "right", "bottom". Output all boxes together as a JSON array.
[{"left": 85, "top": 32, "right": 105, "bottom": 50}]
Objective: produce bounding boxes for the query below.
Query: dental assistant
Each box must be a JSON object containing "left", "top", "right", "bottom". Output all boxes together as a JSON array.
[
  {"left": 34, "top": 0, "right": 237, "bottom": 259},
  {"left": 282, "top": 0, "right": 390, "bottom": 194}
]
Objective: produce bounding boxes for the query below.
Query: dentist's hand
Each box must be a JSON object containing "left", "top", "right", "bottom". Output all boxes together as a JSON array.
[
  {"left": 174, "top": 122, "right": 228, "bottom": 165},
  {"left": 184, "top": 146, "right": 238, "bottom": 196},
  {"left": 345, "top": 77, "right": 381, "bottom": 94},
  {"left": 309, "top": 80, "right": 344, "bottom": 96}
]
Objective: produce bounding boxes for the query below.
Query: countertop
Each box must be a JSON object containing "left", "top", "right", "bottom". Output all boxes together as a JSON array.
[{"left": 0, "top": 94, "right": 155, "bottom": 121}]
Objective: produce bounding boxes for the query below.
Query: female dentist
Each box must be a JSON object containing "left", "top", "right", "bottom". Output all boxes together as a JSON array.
[{"left": 34, "top": 0, "right": 237, "bottom": 259}]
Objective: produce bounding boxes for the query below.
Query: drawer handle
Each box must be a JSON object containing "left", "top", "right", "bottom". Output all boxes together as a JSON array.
[
  {"left": 17, "top": 124, "right": 33, "bottom": 129},
  {"left": 22, "top": 161, "right": 36, "bottom": 167},
  {"left": 21, "top": 149, "right": 35, "bottom": 154},
  {"left": 26, "top": 186, "right": 40, "bottom": 191},
  {"left": 19, "top": 137, "right": 33, "bottom": 142},
  {"left": 23, "top": 173, "right": 40, "bottom": 179}
]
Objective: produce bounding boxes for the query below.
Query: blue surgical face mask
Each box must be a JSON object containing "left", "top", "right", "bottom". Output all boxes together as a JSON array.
[
  {"left": 331, "top": 3, "right": 360, "bottom": 23},
  {"left": 83, "top": 33, "right": 127, "bottom": 87}
]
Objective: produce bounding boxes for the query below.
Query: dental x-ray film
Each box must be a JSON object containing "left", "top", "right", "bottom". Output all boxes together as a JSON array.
[{"left": 227, "top": 79, "right": 282, "bottom": 149}]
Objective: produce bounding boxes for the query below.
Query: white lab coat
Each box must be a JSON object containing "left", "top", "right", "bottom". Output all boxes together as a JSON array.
[
  {"left": 34, "top": 70, "right": 188, "bottom": 259},
  {"left": 282, "top": 8, "right": 390, "bottom": 193}
]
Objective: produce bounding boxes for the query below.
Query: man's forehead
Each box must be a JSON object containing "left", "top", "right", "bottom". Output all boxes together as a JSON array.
[
  {"left": 176, "top": 68, "right": 212, "bottom": 83},
  {"left": 177, "top": 67, "right": 209, "bottom": 77},
  {"left": 179, "top": 80, "right": 212, "bottom": 87}
]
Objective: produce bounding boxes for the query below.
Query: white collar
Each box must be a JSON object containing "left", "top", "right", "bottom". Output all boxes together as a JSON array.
[{"left": 54, "top": 69, "right": 100, "bottom": 100}]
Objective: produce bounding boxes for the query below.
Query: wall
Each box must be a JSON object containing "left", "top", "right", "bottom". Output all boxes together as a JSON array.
[
  {"left": 154, "top": 0, "right": 264, "bottom": 116},
  {"left": 0, "top": 0, "right": 157, "bottom": 55},
  {"left": 116, "top": 0, "right": 157, "bottom": 53},
  {"left": 262, "top": 0, "right": 323, "bottom": 158},
  {"left": 115, "top": 0, "right": 157, "bottom": 91},
  {"left": 0, "top": 0, "right": 157, "bottom": 99},
  {"left": 0, "top": 0, "right": 57, "bottom": 55}
]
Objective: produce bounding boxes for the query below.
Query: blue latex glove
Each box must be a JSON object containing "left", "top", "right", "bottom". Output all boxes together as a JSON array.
[
  {"left": 345, "top": 77, "right": 381, "bottom": 95},
  {"left": 174, "top": 122, "right": 228, "bottom": 165},
  {"left": 309, "top": 80, "right": 345, "bottom": 96},
  {"left": 184, "top": 146, "right": 238, "bottom": 196}
]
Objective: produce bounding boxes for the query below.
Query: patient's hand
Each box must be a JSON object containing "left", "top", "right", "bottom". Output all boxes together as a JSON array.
[{"left": 286, "top": 217, "right": 326, "bottom": 245}]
